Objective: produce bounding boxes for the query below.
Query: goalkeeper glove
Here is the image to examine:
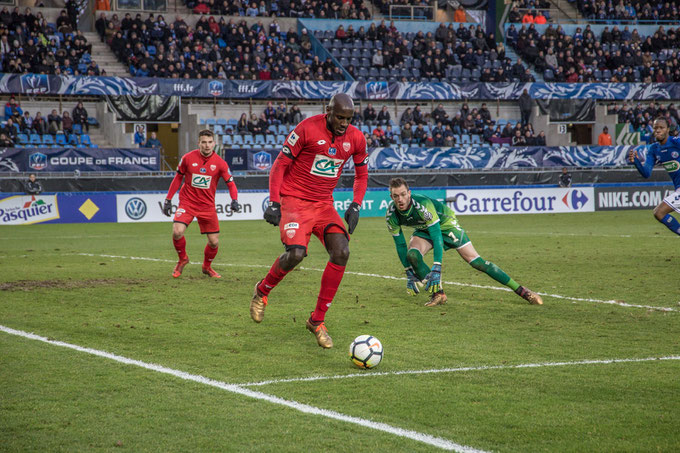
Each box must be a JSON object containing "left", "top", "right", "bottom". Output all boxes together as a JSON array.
[
  {"left": 424, "top": 263, "right": 442, "bottom": 294},
  {"left": 405, "top": 267, "right": 421, "bottom": 296},
  {"left": 162, "top": 199, "right": 173, "bottom": 217},
  {"left": 344, "top": 201, "right": 361, "bottom": 234},
  {"left": 263, "top": 201, "right": 281, "bottom": 226},
  {"left": 230, "top": 199, "right": 242, "bottom": 213}
]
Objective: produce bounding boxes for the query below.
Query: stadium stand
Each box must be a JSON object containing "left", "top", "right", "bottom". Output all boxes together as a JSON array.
[
  {"left": 183, "top": 0, "right": 373, "bottom": 19},
  {"left": 576, "top": 0, "right": 680, "bottom": 22}
]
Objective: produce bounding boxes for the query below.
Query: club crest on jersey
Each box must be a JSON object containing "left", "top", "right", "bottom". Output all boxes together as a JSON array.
[
  {"left": 672, "top": 152, "right": 679, "bottom": 158},
  {"left": 210, "top": 164, "right": 216, "bottom": 171},
  {"left": 191, "top": 174, "right": 212, "bottom": 189},
  {"left": 287, "top": 131, "right": 299, "bottom": 146},
  {"left": 286, "top": 229, "right": 296, "bottom": 238},
  {"left": 200, "top": 168, "right": 206, "bottom": 173},
  {"left": 328, "top": 147, "right": 337, "bottom": 156},
  {"left": 343, "top": 142, "right": 351, "bottom": 152},
  {"left": 310, "top": 154, "right": 344, "bottom": 178}
]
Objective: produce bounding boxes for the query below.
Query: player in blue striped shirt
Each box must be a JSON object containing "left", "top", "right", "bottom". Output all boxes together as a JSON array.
[{"left": 628, "top": 116, "right": 680, "bottom": 236}]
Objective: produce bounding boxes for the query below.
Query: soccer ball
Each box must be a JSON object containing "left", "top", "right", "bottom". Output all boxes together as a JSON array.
[{"left": 349, "top": 335, "right": 383, "bottom": 369}]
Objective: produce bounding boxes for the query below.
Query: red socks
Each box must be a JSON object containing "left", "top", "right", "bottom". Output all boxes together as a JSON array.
[
  {"left": 203, "top": 244, "right": 218, "bottom": 268},
  {"left": 311, "top": 262, "right": 346, "bottom": 323},
  {"left": 258, "top": 257, "right": 289, "bottom": 296},
  {"left": 173, "top": 237, "right": 187, "bottom": 260}
]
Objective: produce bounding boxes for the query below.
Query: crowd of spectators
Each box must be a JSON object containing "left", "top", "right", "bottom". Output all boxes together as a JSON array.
[
  {"left": 185, "top": 0, "right": 372, "bottom": 20},
  {"left": 349, "top": 102, "right": 544, "bottom": 148},
  {"left": 576, "top": 0, "right": 680, "bottom": 23},
  {"left": 508, "top": 2, "right": 551, "bottom": 24},
  {"left": 328, "top": 21, "right": 521, "bottom": 82},
  {"left": 607, "top": 100, "right": 680, "bottom": 139},
  {"left": 1, "top": 96, "right": 92, "bottom": 146},
  {"left": 508, "top": 23, "right": 680, "bottom": 82},
  {"left": 0, "top": 6, "right": 101, "bottom": 76},
  {"left": 97, "top": 12, "right": 346, "bottom": 80}
]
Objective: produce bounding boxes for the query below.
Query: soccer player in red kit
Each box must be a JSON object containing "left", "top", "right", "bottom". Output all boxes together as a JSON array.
[
  {"left": 162, "top": 129, "right": 241, "bottom": 278},
  {"left": 250, "top": 93, "right": 368, "bottom": 349}
]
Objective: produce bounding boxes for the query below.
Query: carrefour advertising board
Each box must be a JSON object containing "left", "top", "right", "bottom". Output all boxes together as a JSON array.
[{"left": 445, "top": 187, "right": 595, "bottom": 215}]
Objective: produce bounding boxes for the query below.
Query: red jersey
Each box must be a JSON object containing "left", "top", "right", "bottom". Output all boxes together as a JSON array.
[
  {"left": 276, "top": 114, "right": 368, "bottom": 202},
  {"left": 174, "top": 149, "right": 235, "bottom": 211}
]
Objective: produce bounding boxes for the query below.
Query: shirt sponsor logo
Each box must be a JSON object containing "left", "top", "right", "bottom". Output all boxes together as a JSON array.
[
  {"left": 191, "top": 174, "right": 212, "bottom": 189},
  {"left": 284, "top": 222, "right": 299, "bottom": 229},
  {"left": 343, "top": 142, "right": 351, "bottom": 152},
  {"left": 317, "top": 140, "right": 326, "bottom": 145},
  {"left": 310, "top": 154, "right": 344, "bottom": 178},
  {"left": 287, "top": 131, "right": 299, "bottom": 146},
  {"left": 662, "top": 160, "right": 680, "bottom": 172},
  {"left": 328, "top": 147, "right": 337, "bottom": 156},
  {"left": 282, "top": 145, "right": 292, "bottom": 157}
]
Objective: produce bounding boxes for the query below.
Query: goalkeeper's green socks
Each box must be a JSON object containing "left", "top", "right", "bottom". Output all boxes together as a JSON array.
[
  {"left": 469, "top": 256, "right": 520, "bottom": 291},
  {"left": 406, "top": 248, "right": 431, "bottom": 281}
]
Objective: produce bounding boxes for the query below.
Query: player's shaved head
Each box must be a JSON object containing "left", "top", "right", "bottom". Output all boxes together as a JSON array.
[{"left": 326, "top": 93, "right": 354, "bottom": 136}]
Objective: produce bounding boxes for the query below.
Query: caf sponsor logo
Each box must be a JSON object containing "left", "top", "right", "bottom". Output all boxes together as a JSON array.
[
  {"left": 343, "top": 142, "right": 351, "bottom": 152},
  {"left": 210, "top": 164, "right": 216, "bottom": 171},
  {"left": 310, "top": 154, "right": 343, "bottom": 178},
  {"left": 662, "top": 160, "right": 680, "bottom": 172},
  {"left": 191, "top": 174, "right": 212, "bottom": 189},
  {"left": 125, "top": 197, "right": 147, "bottom": 220},
  {"left": 284, "top": 222, "right": 299, "bottom": 229},
  {"left": 29, "top": 152, "right": 47, "bottom": 170}
]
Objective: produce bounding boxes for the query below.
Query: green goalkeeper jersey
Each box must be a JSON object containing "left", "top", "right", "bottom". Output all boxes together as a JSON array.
[{"left": 386, "top": 194, "right": 462, "bottom": 267}]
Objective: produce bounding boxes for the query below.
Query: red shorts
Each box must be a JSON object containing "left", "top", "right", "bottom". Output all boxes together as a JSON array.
[
  {"left": 174, "top": 204, "right": 220, "bottom": 234},
  {"left": 280, "top": 195, "right": 348, "bottom": 251}
]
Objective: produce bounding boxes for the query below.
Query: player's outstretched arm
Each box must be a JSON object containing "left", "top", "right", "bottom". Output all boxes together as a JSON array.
[
  {"left": 629, "top": 148, "right": 653, "bottom": 178},
  {"left": 163, "top": 173, "right": 183, "bottom": 216}
]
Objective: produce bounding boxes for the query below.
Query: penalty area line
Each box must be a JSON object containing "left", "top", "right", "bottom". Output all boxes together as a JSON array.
[
  {"left": 74, "top": 253, "right": 677, "bottom": 312},
  {"left": 237, "top": 355, "right": 680, "bottom": 387},
  {"left": 0, "top": 325, "right": 485, "bottom": 453}
]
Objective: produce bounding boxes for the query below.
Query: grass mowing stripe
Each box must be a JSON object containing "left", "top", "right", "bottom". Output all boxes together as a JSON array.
[
  {"left": 0, "top": 324, "right": 487, "bottom": 453},
  {"left": 238, "top": 355, "right": 680, "bottom": 387},
  {"left": 74, "top": 253, "right": 678, "bottom": 312}
]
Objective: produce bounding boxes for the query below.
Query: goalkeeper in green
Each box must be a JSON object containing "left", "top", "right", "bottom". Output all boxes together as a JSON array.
[{"left": 386, "top": 177, "right": 543, "bottom": 306}]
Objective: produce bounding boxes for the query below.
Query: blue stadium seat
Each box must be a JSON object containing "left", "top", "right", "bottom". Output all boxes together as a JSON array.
[
  {"left": 265, "top": 134, "right": 276, "bottom": 145},
  {"left": 213, "top": 125, "right": 224, "bottom": 135},
  {"left": 254, "top": 134, "right": 265, "bottom": 145},
  {"left": 80, "top": 134, "right": 92, "bottom": 146},
  {"left": 471, "top": 135, "right": 481, "bottom": 144},
  {"left": 29, "top": 133, "right": 41, "bottom": 145},
  {"left": 68, "top": 134, "right": 79, "bottom": 145},
  {"left": 217, "top": 118, "right": 228, "bottom": 126},
  {"left": 205, "top": 119, "right": 216, "bottom": 126},
  {"left": 55, "top": 132, "right": 66, "bottom": 145},
  {"left": 244, "top": 135, "right": 254, "bottom": 145},
  {"left": 232, "top": 135, "right": 244, "bottom": 145},
  {"left": 227, "top": 119, "right": 238, "bottom": 128},
  {"left": 275, "top": 134, "right": 286, "bottom": 145},
  {"left": 73, "top": 124, "right": 82, "bottom": 135},
  {"left": 17, "top": 133, "right": 28, "bottom": 145},
  {"left": 222, "top": 135, "right": 233, "bottom": 146},
  {"left": 277, "top": 125, "right": 289, "bottom": 135},
  {"left": 42, "top": 134, "right": 55, "bottom": 145}
]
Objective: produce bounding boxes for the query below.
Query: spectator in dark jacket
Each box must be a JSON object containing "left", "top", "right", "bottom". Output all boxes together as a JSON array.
[
  {"left": 72, "top": 102, "right": 89, "bottom": 133},
  {"left": 62, "top": 111, "right": 74, "bottom": 134},
  {"left": 25, "top": 173, "right": 43, "bottom": 194}
]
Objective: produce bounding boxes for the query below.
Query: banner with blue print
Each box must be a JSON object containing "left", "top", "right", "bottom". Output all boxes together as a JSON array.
[
  {"left": 0, "top": 148, "right": 160, "bottom": 172},
  {"left": 367, "top": 146, "right": 635, "bottom": 170},
  {"left": 8, "top": 73, "right": 680, "bottom": 100}
]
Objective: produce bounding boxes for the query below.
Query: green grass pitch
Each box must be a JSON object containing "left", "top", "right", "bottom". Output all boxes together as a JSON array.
[{"left": 1, "top": 210, "right": 679, "bottom": 452}]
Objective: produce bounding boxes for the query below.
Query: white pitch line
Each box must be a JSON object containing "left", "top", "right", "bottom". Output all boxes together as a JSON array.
[
  {"left": 75, "top": 253, "right": 678, "bottom": 312},
  {"left": 238, "top": 355, "right": 680, "bottom": 387},
  {"left": 0, "top": 325, "right": 485, "bottom": 453}
]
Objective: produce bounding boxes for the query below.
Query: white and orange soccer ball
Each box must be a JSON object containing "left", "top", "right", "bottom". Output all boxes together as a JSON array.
[{"left": 349, "top": 335, "right": 383, "bottom": 369}]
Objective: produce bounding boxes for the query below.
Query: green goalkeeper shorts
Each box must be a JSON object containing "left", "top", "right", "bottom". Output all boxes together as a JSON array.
[{"left": 412, "top": 228, "right": 471, "bottom": 251}]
